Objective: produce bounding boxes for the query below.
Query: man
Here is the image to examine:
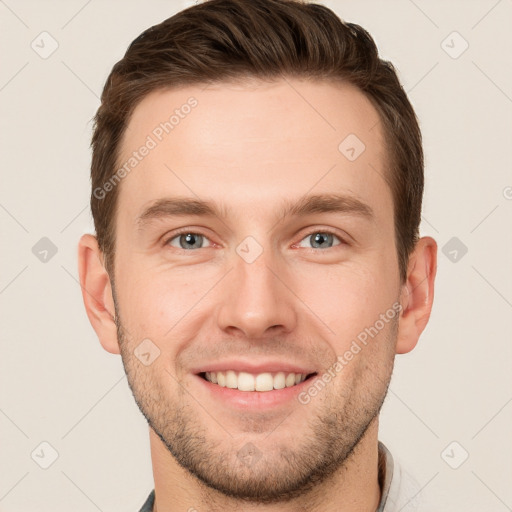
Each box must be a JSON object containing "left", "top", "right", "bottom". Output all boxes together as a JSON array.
[{"left": 78, "top": 0, "right": 437, "bottom": 510}]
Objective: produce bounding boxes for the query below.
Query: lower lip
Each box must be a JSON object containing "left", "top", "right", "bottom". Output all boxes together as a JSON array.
[{"left": 194, "top": 374, "right": 317, "bottom": 409}]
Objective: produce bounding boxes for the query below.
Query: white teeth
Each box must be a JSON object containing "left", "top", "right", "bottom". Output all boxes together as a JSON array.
[
  {"left": 255, "top": 372, "right": 273, "bottom": 391},
  {"left": 285, "top": 373, "right": 296, "bottom": 387},
  {"left": 203, "top": 370, "right": 310, "bottom": 392},
  {"left": 225, "top": 370, "right": 237, "bottom": 389},
  {"left": 273, "top": 372, "right": 285, "bottom": 390},
  {"left": 237, "top": 372, "right": 255, "bottom": 391}
]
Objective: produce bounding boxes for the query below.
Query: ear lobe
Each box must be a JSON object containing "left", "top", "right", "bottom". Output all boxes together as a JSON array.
[
  {"left": 396, "top": 236, "right": 437, "bottom": 354},
  {"left": 77, "top": 234, "right": 120, "bottom": 355}
]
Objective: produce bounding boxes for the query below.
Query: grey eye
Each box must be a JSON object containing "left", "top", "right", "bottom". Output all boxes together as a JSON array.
[
  {"left": 297, "top": 232, "right": 342, "bottom": 250},
  {"left": 168, "top": 233, "right": 211, "bottom": 250}
]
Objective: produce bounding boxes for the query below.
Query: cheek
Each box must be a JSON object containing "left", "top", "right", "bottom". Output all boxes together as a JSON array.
[
  {"left": 116, "top": 266, "right": 211, "bottom": 345},
  {"left": 293, "top": 262, "right": 398, "bottom": 351}
]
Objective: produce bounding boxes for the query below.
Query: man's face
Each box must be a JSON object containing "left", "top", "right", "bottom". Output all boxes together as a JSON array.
[{"left": 112, "top": 78, "right": 402, "bottom": 501}]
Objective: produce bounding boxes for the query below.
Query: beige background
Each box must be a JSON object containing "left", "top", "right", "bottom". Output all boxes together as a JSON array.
[{"left": 1, "top": 0, "right": 511, "bottom": 510}]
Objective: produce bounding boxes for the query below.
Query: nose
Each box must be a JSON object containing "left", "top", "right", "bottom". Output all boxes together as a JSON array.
[{"left": 216, "top": 242, "right": 298, "bottom": 340}]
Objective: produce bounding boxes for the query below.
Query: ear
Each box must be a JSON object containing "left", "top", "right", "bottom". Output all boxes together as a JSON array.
[
  {"left": 396, "top": 236, "right": 437, "bottom": 354},
  {"left": 77, "top": 234, "right": 120, "bottom": 354}
]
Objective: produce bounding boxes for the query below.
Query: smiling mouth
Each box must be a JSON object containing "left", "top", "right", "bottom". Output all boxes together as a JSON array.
[{"left": 198, "top": 370, "right": 318, "bottom": 392}]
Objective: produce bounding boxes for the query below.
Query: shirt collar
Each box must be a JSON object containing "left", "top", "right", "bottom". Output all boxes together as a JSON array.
[{"left": 376, "top": 440, "right": 395, "bottom": 512}]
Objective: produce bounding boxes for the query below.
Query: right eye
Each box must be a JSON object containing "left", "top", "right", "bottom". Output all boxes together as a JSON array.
[{"left": 165, "top": 231, "right": 213, "bottom": 251}]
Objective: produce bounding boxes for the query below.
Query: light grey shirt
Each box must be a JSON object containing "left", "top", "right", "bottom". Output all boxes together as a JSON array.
[{"left": 377, "top": 441, "right": 425, "bottom": 511}]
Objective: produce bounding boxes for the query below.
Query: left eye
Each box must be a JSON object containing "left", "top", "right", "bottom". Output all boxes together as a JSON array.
[
  {"left": 296, "top": 231, "right": 343, "bottom": 250},
  {"left": 167, "top": 232, "right": 212, "bottom": 250}
]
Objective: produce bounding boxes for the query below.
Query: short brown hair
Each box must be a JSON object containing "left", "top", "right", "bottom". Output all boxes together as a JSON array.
[{"left": 91, "top": 0, "right": 423, "bottom": 283}]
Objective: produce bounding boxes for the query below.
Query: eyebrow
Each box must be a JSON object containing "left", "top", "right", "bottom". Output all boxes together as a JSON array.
[{"left": 135, "top": 193, "right": 374, "bottom": 229}]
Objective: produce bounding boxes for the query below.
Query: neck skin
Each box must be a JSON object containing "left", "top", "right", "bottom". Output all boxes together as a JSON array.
[{"left": 149, "top": 417, "right": 382, "bottom": 512}]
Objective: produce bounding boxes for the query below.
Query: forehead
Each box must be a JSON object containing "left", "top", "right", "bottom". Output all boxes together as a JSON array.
[{"left": 116, "top": 78, "right": 391, "bottom": 225}]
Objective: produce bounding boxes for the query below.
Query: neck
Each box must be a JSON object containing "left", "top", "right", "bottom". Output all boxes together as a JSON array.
[{"left": 149, "top": 418, "right": 382, "bottom": 512}]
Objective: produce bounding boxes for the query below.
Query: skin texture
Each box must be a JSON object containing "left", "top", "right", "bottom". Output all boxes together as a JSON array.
[{"left": 78, "top": 78, "right": 437, "bottom": 512}]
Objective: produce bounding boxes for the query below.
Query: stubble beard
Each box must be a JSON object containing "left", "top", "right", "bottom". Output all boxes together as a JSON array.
[{"left": 113, "top": 296, "right": 397, "bottom": 505}]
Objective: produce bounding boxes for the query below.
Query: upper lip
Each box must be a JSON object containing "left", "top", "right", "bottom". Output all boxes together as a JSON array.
[{"left": 191, "top": 359, "right": 318, "bottom": 375}]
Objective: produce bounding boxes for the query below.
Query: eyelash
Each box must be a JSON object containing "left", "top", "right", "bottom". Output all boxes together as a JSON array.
[{"left": 163, "top": 228, "right": 348, "bottom": 252}]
